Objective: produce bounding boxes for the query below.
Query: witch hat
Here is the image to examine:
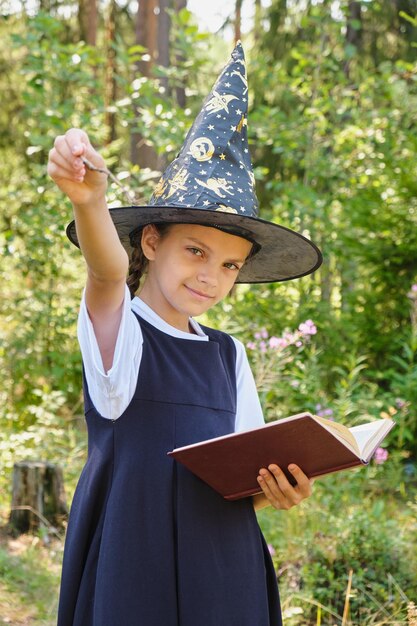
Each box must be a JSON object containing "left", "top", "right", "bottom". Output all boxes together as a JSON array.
[{"left": 67, "top": 42, "right": 322, "bottom": 283}]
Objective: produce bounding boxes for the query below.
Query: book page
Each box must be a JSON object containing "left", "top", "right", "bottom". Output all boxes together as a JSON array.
[
  {"left": 313, "top": 415, "right": 360, "bottom": 455},
  {"left": 349, "top": 419, "right": 394, "bottom": 460}
]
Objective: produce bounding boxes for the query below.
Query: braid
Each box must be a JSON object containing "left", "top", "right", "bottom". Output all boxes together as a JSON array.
[
  {"left": 127, "top": 242, "right": 147, "bottom": 299},
  {"left": 126, "top": 223, "right": 173, "bottom": 299}
]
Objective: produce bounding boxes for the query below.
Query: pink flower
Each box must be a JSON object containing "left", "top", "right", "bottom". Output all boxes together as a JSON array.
[
  {"left": 283, "top": 331, "right": 297, "bottom": 344},
  {"left": 246, "top": 341, "right": 256, "bottom": 350},
  {"left": 268, "top": 336, "right": 279, "bottom": 348},
  {"left": 373, "top": 447, "right": 389, "bottom": 465},
  {"left": 298, "top": 320, "right": 317, "bottom": 336},
  {"left": 411, "top": 284, "right": 417, "bottom": 292},
  {"left": 269, "top": 336, "right": 284, "bottom": 349}
]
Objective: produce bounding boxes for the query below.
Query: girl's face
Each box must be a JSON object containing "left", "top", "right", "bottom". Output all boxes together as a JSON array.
[{"left": 139, "top": 223, "right": 253, "bottom": 332}]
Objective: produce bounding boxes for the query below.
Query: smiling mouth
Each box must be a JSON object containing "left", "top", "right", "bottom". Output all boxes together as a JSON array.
[{"left": 185, "top": 286, "right": 215, "bottom": 300}]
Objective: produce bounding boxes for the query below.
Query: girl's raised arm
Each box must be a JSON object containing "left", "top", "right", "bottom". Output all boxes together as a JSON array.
[{"left": 48, "top": 128, "right": 129, "bottom": 372}]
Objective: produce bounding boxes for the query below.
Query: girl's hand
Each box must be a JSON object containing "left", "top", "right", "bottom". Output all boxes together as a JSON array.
[
  {"left": 253, "top": 464, "right": 314, "bottom": 511},
  {"left": 47, "top": 128, "right": 108, "bottom": 208}
]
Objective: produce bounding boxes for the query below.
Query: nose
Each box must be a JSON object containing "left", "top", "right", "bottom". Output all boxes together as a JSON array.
[{"left": 197, "top": 260, "right": 218, "bottom": 288}]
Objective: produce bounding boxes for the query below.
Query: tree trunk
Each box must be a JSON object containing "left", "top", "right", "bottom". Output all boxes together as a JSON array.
[
  {"left": 131, "top": 0, "right": 159, "bottom": 168},
  {"left": 253, "top": 0, "right": 263, "bottom": 44},
  {"left": 174, "top": 0, "right": 186, "bottom": 13},
  {"left": 78, "top": 0, "right": 98, "bottom": 46},
  {"left": 344, "top": 1, "right": 362, "bottom": 77},
  {"left": 174, "top": 0, "right": 187, "bottom": 108},
  {"left": 391, "top": 0, "right": 417, "bottom": 60},
  {"left": 156, "top": 0, "right": 172, "bottom": 171},
  {"left": 320, "top": 251, "right": 332, "bottom": 304},
  {"left": 340, "top": 259, "right": 357, "bottom": 313},
  {"left": 9, "top": 461, "right": 68, "bottom": 535},
  {"left": 235, "top": 0, "right": 243, "bottom": 44},
  {"left": 158, "top": 0, "right": 171, "bottom": 67},
  {"left": 105, "top": 0, "right": 118, "bottom": 144}
]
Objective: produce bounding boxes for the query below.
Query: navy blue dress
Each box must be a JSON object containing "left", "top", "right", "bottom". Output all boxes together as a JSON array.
[{"left": 57, "top": 313, "right": 282, "bottom": 626}]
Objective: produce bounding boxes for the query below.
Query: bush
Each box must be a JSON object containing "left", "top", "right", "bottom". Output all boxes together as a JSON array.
[{"left": 258, "top": 487, "right": 417, "bottom": 625}]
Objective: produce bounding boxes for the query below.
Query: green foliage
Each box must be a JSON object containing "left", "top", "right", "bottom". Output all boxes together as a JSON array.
[
  {"left": 0, "top": 13, "right": 104, "bottom": 507},
  {"left": 258, "top": 488, "right": 417, "bottom": 625},
  {"left": 246, "top": 2, "right": 417, "bottom": 385},
  {"left": 1, "top": 2, "right": 417, "bottom": 623},
  {"left": 1, "top": 14, "right": 100, "bottom": 423},
  {"left": 300, "top": 503, "right": 416, "bottom": 623},
  {"left": 12, "top": 13, "right": 105, "bottom": 151}
]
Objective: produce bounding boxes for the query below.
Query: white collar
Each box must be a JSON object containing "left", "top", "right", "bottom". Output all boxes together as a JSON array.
[{"left": 131, "top": 297, "right": 208, "bottom": 341}]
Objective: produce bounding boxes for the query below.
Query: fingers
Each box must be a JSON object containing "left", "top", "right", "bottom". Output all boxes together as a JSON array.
[
  {"left": 257, "top": 464, "right": 313, "bottom": 511},
  {"left": 287, "top": 464, "right": 314, "bottom": 497},
  {"left": 53, "top": 129, "right": 89, "bottom": 164},
  {"left": 63, "top": 128, "right": 105, "bottom": 170},
  {"left": 57, "top": 128, "right": 90, "bottom": 158},
  {"left": 48, "top": 129, "right": 109, "bottom": 206},
  {"left": 48, "top": 145, "right": 84, "bottom": 182},
  {"left": 49, "top": 129, "right": 105, "bottom": 174},
  {"left": 48, "top": 130, "right": 86, "bottom": 183},
  {"left": 48, "top": 128, "right": 108, "bottom": 197}
]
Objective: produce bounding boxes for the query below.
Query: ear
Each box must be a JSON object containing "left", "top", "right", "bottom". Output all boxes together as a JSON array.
[{"left": 141, "top": 225, "right": 161, "bottom": 261}]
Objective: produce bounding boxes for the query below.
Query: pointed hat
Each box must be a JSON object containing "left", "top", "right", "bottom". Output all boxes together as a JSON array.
[{"left": 67, "top": 42, "right": 322, "bottom": 283}]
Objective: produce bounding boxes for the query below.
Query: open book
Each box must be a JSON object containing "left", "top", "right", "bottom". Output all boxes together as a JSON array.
[{"left": 168, "top": 412, "right": 395, "bottom": 500}]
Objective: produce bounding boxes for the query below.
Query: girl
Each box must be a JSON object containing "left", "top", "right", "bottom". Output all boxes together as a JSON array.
[{"left": 48, "top": 44, "right": 321, "bottom": 626}]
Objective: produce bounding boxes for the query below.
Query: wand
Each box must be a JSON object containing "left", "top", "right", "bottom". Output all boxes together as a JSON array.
[{"left": 81, "top": 157, "right": 138, "bottom": 205}]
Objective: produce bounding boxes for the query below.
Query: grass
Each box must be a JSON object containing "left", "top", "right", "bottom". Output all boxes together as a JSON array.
[{"left": 0, "top": 524, "right": 63, "bottom": 626}]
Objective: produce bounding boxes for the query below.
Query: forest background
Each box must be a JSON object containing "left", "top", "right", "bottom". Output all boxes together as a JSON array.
[{"left": 0, "top": 0, "right": 417, "bottom": 624}]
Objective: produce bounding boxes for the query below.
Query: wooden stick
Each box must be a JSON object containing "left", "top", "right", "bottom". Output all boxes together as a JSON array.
[
  {"left": 342, "top": 569, "right": 353, "bottom": 626},
  {"left": 81, "top": 157, "right": 137, "bottom": 205}
]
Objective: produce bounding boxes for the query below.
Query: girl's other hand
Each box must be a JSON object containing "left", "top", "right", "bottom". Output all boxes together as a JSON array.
[
  {"left": 47, "top": 128, "right": 108, "bottom": 208},
  {"left": 254, "top": 464, "right": 314, "bottom": 511}
]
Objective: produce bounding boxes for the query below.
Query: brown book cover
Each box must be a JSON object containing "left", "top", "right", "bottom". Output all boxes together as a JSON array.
[{"left": 168, "top": 412, "right": 395, "bottom": 500}]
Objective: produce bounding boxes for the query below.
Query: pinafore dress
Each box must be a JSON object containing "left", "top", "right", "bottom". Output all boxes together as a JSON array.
[{"left": 57, "top": 313, "right": 282, "bottom": 626}]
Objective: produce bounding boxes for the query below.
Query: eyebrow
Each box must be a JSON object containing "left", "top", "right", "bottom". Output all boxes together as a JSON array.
[{"left": 184, "top": 237, "right": 248, "bottom": 263}]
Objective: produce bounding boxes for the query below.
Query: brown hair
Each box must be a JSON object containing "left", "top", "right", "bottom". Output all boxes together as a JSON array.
[{"left": 126, "top": 224, "right": 172, "bottom": 299}]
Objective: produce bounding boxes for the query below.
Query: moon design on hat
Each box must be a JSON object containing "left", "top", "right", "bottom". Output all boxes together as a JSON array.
[
  {"left": 189, "top": 138, "right": 215, "bottom": 162},
  {"left": 66, "top": 41, "right": 322, "bottom": 283}
]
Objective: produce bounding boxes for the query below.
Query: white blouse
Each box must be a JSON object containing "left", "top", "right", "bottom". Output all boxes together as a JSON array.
[{"left": 77, "top": 284, "right": 265, "bottom": 432}]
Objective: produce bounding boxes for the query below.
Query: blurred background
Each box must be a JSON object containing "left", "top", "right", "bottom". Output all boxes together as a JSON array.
[{"left": 0, "top": 0, "right": 416, "bottom": 623}]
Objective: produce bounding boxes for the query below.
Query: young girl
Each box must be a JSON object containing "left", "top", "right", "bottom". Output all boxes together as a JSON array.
[{"left": 48, "top": 44, "right": 321, "bottom": 626}]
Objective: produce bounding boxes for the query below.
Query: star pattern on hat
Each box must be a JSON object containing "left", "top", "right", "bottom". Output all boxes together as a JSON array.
[{"left": 149, "top": 42, "right": 259, "bottom": 218}]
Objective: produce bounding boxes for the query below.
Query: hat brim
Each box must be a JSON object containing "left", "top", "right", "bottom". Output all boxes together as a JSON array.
[{"left": 66, "top": 205, "right": 322, "bottom": 283}]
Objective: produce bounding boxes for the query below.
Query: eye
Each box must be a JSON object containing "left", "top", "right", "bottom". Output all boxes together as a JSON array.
[
  {"left": 224, "top": 262, "right": 241, "bottom": 271},
  {"left": 188, "top": 247, "right": 203, "bottom": 257}
]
